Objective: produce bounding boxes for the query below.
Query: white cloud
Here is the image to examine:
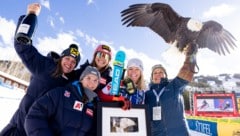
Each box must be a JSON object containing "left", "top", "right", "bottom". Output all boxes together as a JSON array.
[
  {"left": 0, "top": 16, "right": 18, "bottom": 61},
  {"left": 47, "top": 16, "right": 55, "bottom": 28},
  {"left": 59, "top": 16, "right": 65, "bottom": 24},
  {"left": 76, "top": 30, "right": 84, "bottom": 38},
  {"left": 203, "top": 4, "right": 236, "bottom": 19},
  {"left": 0, "top": 17, "right": 15, "bottom": 45},
  {"left": 35, "top": 32, "right": 80, "bottom": 56},
  {"left": 87, "top": 0, "right": 94, "bottom": 5},
  {"left": 55, "top": 12, "right": 64, "bottom": 24},
  {"left": 84, "top": 34, "right": 99, "bottom": 49}
]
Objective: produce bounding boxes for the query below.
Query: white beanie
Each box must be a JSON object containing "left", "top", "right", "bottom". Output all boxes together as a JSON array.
[{"left": 127, "top": 58, "right": 143, "bottom": 71}]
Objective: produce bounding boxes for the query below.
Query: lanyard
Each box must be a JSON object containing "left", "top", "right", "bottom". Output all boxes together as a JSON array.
[{"left": 153, "top": 87, "right": 165, "bottom": 106}]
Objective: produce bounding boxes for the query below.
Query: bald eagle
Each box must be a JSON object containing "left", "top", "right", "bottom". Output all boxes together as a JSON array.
[{"left": 121, "top": 3, "right": 237, "bottom": 55}]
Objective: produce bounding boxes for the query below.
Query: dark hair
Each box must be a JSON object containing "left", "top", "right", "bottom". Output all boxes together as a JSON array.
[
  {"left": 51, "top": 58, "right": 63, "bottom": 78},
  {"left": 90, "top": 52, "right": 110, "bottom": 73}
]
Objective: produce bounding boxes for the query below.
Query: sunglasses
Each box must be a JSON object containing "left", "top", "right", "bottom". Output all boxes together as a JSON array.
[{"left": 96, "top": 52, "right": 110, "bottom": 60}]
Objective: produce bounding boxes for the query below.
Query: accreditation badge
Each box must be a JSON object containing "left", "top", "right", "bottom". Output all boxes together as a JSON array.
[{"left": 153, "top": 106, "right": 161, "bottom": 120}]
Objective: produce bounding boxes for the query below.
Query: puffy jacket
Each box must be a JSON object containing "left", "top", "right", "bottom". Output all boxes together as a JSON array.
[
  {"left": 25, "top": 81, "right": 98, "bottom": 136},
  {"left": 0, "top": 15, "right": 76, "bottom": 136},
  {"left": 145, "top": 77, "right": 190, "bottom": 136}
]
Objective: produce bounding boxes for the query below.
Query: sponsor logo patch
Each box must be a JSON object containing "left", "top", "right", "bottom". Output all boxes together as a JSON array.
[{"left": 73, "top": 101, "right": 83, "bottom": 111}]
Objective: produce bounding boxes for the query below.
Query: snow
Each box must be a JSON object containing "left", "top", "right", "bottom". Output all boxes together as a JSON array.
[
  {"left": 0, "top": 84, "right": 207, "bottom": 135},
  {"left": 0, "top": 85, "right": 24, "bottom": 130}
]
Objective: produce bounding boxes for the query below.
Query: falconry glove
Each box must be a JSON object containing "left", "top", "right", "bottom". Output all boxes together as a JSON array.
[{"left": 178, "top": 44, "right": 198, "bottom": 82}]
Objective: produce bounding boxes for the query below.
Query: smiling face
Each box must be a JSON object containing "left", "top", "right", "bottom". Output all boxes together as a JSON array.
[
  {"left": 94, "top": 51, "right": 110, "bottom": 69},
  {"left": 127, "top": 66, "right": 141, "bottom": 84},
  {"left": 81, "top": 74, "right": 99, "bottom": 91},
  {"left": 61, "top": 56, "right": 77, "bottom": 74},
  {"left": 152, "top": 68, "right": 166, "bottom": 84}
]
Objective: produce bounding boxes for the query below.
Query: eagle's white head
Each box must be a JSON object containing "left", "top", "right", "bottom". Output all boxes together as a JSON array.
[
  {"left": 119, "top": 118, "right": 136, "bottom": 129},
  {"left": 112, "top": 118, "right": 136, "bottom": 132},
  {"left": 187, "top": 19, "right": 203, "bottom": 32}
]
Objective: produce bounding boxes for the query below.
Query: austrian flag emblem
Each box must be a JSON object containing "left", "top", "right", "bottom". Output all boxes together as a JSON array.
[
  {"left": 64, "top": 90, "right": 71, "bottom": 97},
  {"left": 86, "top": 108, "right": 93, "bottom": 117}
]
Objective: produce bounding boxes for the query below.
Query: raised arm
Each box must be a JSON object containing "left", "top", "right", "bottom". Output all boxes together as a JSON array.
[
  {"left": 14, "top": 3, "right": 56, "bottom": 75},
  {"left": 177, "top": 44, "right": 197, "bottom": 82}
]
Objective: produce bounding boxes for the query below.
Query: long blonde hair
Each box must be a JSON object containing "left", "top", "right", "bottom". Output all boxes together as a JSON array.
[{"left": 124, "top": 70, "right": 146, "bottom": 91}]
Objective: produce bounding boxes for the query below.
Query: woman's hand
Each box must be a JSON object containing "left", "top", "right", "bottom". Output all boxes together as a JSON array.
[{"left": 27, "top": 3, "right": 41, "bottom": 16}]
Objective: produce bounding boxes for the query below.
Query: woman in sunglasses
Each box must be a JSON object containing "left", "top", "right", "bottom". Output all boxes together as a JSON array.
[{"left": 72, "top": 44, "right": 112, "bottom": 95}]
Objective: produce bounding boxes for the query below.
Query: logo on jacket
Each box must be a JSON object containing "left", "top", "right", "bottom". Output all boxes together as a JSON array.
[
  {"left": 73, "top": 100, "right": 84, "bottom": 111},
  {"left": 86, "top": 108, "right": 93, "bottom": 117},
  {"left": 64, "top": 90, "right": 71, "bottom": 97},
  {"left": 100, "top": 77, "right": 106, "bottom": 85}
]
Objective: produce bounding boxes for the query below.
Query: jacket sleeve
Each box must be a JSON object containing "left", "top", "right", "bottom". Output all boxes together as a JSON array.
[
  {"left": 24, "top": 89, "right": 59, "bottom": 135},
  {"left": 14, "top": 15, "right": 55, "bottom": 76}
]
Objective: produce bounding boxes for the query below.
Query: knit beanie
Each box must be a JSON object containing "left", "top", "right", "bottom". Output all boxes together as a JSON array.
[
  {"left": 151, "top": 64, "right": 168, "bottom": 80},
  {"left": 61, "top": 44, "right": 81, "bottom": 67},
  {"left": 127, "top": 58, "right": 143, "bottom": 71},
  {"left": 79, "top": 66, "right": 101, "bottom": 81}
]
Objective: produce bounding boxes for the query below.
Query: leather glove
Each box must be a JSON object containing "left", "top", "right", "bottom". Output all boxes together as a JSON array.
[
  {"left": 185, "top": 44, "right": 199, "bottom": 73},
  {"left": 112, "top": 96, "right": 131, "bottom": 110},
  {"left": 178, "top": 44, "right": 198, "bottom": 81}
]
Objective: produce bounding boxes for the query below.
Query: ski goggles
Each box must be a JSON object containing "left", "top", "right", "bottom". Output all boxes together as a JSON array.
[{"left": 96, "top": 52, "right": 110, "bottom": 61}]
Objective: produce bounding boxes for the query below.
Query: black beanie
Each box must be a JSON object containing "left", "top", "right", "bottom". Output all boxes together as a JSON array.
[{"left": 61, "top": 44, "right": 81, "bottom": 67}]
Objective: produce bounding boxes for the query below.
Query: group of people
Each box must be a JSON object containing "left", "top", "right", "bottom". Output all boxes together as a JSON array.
[{"left": 0, "top": 3, "right": 198, "bottom": 136}]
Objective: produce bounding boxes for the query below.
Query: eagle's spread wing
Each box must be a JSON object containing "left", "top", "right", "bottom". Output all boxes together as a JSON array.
[
  {"left": 196, "top": 21, "right": 236, "bottom": 55},
  {"left": 121, "top": 3, "right": 183, "bottom": 44}
]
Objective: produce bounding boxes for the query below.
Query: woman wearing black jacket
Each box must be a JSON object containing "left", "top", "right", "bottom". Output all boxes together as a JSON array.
[
  {"left": 25, "top": 66, "right": 100, "bottom": 136},
  {"left": 0, "top": 3, "right": 81, "bottom": 136}
]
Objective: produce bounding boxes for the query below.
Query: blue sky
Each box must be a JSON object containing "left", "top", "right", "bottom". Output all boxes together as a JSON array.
[{"left": 0, "top": 0, "right": 239, "bottom": 80}]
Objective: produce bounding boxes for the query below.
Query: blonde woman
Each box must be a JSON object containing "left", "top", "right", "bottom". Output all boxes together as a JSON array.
[
  {"left": 100, "top": 58, "right": 146, "bottom": 110},
  {"left": 119, "top": 58, "right": 146, "bottom": 104}
]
